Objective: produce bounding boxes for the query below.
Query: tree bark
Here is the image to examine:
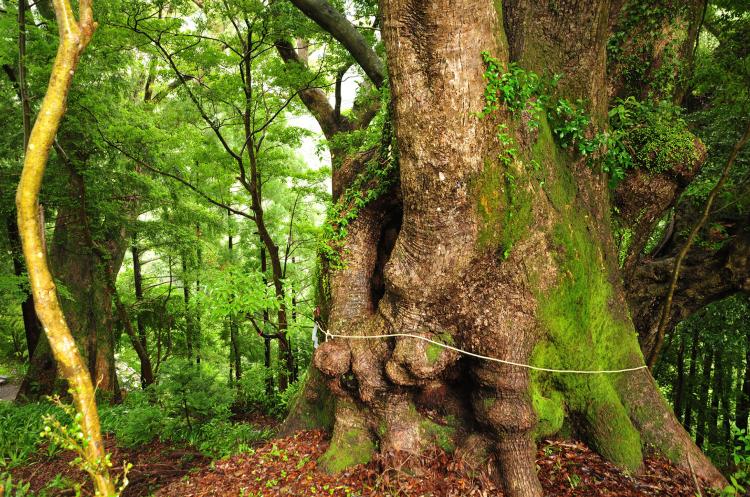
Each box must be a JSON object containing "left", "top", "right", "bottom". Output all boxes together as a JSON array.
[
  {"left": 261, "top": 247, "right": 273, "bottom": 394},
  {"left": 109, "top": 267, "right": 154, "bottom": 388},
  {"left": 195, "top": 233, "right": 202, "bottom": 366},
  {"left": 627, "top": 223, "right": 750, "bottom": 360},
  {"left": 708, "top": 352, "right": 722, "bottom": 446},
  {"left": 722, "top": 365, "right": 732, "bottom": 447},
  {"left": 674, "top": 332, "right": 686, "bottom": 422},
  {"left": 228, "top": 227, "right": 241, "bottom": 382},
  {"left": 695, "top": 349, "right": 714, "bottom": 448},
  {"left": 284, "top": 1, "right": 725, "bottom": 494},
  {"left": 3, "top": 0, "right": 43, "bottom": 364},
  {"left": 684, "top": 323, "right": 701, "bottom": 432},
  {"left": 289, "top": 0, "right": 385, "bottom": 88},
  {"left": 19, "top": 163, "right": 128, "bottom": 399},
  {"left": 5, "top": 214, "right": 42, "bottom": 361},
  {"left": 131, "top": 240, "right": 151, "bottom": 386},
  {"left": 737, "top": 331, "right": 750, "bottom": 432},
  {"left": 647, "top": 122, "right": 750, "bottom": 369},
  {"left": 182, "top": 253, "right": 194, "bottom": 361}
]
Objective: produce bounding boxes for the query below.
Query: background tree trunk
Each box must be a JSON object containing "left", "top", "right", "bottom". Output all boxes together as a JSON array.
[
  {"left": 737, "top": 333, "right": 750, "bottom": 432},
  {"left": 696, "top": 349, "right": 715, "bottom": 448},
  {"left": 131, "top": 240, "right": 151, "bottom": 386},
  {"left": 19, "top": 165, "right": 127, "bottom": 399}
]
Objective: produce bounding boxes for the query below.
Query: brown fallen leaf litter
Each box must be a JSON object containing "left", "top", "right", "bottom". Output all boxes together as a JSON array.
[
  {"left": 10, "top": 433, "right": 209, "bottom": 497},
  {"left": 11, "top": 428, "right": 726, "bottom": 496}
]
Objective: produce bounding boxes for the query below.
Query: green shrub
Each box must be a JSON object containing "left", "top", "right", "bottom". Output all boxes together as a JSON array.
[
  {"left": 0, "top": 363, "right": 279, "bottom": 470},
  {"left": 190, "top": 420, "right": 273, "bottom": 458},
  {"left": 1, "top": 474, "right": 34, "bottom": 497},
  {"left": 95, "top": 388, "right": 164, "bottom": 447},
  {"left": 271, "top": 373, "right": 305, "bottom": 419},
  {"left": 236, "top": 366, "right": 306, "bottom": 419},
  {"left": 156, "top": 360, "right": 233, "bottom": 431},
  {"left": 235, "top": 364, "right": 274, "bottom": 411},
  {"left": 0, "top": 401, "right": 65, "bottom": 469},
  {"left": 722, "top": 427, "right": 750, "bottom": 496},
  {"left": 117, "top": 405, "right": 165, "bottom": 447}
]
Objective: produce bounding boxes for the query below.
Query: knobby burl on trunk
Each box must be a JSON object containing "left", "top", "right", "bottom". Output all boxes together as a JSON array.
[{"left": 285, "top": 1, "right": 724, "bottom": 495}]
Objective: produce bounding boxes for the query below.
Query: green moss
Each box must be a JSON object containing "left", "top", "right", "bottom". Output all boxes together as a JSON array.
[
  {"left": 615, "top": 378, "right": 683, "bottom": 463},
  {"left": 531, "top": 385, "right": 565, "bottom": 438},
  {"left": 626, "top": 111, "right": 700, "bottom": 174},
  {"left": 318, "top": 427, "right": 375, "bottom": 473},
  {"left": 473, "top": 157, "right": 534, "bottom": 258},
  {"left": 283, "top": 367, "right": 335, "bottom": 433},
  {"left": 528, "top": 120, "right": 645, "bottom": 472},
  {"left": 531, "top": 119, "right": 575, "bottom": 209},
  {"left": 426, "top": 343, "right": 442, "bottom": 365},
  {"left": 309, "top": 399, "right": 335, "bottom": 432},
  {"left": 425, "top": 331, "right": 456, "bottom": 365},
  {"left": 420, "top": 417, "right": 458, "bottom": 453},
  {"left": 377, "top": 421, "right": 387, "bottom": 437}
]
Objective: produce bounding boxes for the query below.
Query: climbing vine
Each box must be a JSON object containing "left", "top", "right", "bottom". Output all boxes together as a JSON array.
[
  {"left": 607, "top": 0, "right": 692, "bottom": 99},
  {"left": 320, "top": 105, "right": 398, "bottom": 269},
  {"left": 480, "top": 52, "right": 700, "bottom": 187},
  {"left": 479, "top": 52, "right": 550, "bottom": 128}
]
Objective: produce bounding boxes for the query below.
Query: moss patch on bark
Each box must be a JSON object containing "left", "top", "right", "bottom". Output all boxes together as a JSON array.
[
  {"left": 528, "top": 119, "right": 645, "bottom": 473},
  {"left": 281, "top": 367, "right": 335, "bottom": 435},
  {"left": 531, "top": 385, "right": 565, "bottom": 437},
  {"left": 420, "top": 415, "right": 459, "bottom": 453},
  {"left": 425, "top": 331, "right": 456, "bottom": 365},
  {"left": 474, "top": 156, "right": 534, "bottom": 258},
  {"left": 318, "top": 425, "right": 375, "bottom": 473}
]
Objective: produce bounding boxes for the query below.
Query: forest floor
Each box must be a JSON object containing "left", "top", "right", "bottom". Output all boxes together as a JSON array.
[{"left": 9, "top": 422, "right": 721, "bottom": 497}]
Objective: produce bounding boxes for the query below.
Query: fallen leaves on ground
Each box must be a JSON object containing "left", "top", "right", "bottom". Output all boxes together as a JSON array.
[
  {"left": 157, "top": 432, "right": 712, "bottom": 497},
  {"left": 10, "top": 434, "right": 208, "bottom": 497},
  {"left": 11, "top": 429, "right": 719, "bottom": 497}
]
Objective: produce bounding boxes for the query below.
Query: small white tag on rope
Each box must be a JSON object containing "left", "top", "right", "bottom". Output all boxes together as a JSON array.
[{"left": 312, "top": 322, "right": 319, "bottom": 349}]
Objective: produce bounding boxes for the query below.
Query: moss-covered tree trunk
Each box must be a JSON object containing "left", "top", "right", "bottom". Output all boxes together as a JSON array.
[
  {"left": 19, "top": 164, "right": 128, "bottom": 399},
  {"left": 285, "top": 1, "right": 726, "bottom": 496}
]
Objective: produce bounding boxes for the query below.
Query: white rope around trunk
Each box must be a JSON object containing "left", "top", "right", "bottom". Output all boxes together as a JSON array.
[{"left": 319, "top": 328, "right": 648, "bottom": 375}]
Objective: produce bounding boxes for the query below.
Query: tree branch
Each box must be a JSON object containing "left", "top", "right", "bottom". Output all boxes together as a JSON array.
[
  {"left": 91, "top": 122, "right": 254, "bottom": 221},
  {"left": 648, "top": 119, "right": 750, "bottom": 369},
  {"left": 15, "top": 0, "right": 113, "bottom": 494},
  {"left": 289, "top": 0, "right": 384, "bottom": 88},
  {"left": 276, "top": 39, "right": 348, "bottom": 139}
]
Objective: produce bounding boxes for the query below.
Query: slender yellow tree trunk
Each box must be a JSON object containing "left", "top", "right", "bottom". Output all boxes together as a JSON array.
[{"left": 14, "top": 1, "right": 114, "bottom": 495}]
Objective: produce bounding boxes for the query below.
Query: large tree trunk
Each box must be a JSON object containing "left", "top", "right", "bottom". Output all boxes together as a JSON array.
[
  {"left": 286, "top": 0, "right": 725, "bottom": 495},
  {"left": 19, "top": 165, "right": 127, "bottom": 399}
]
